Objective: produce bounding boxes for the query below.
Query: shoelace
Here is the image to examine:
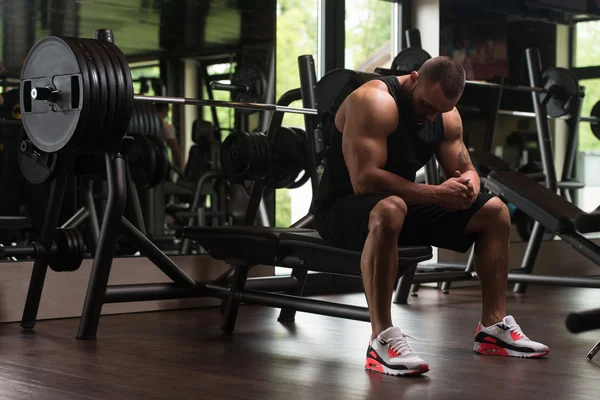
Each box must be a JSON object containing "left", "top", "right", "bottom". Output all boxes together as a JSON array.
[
  {"left": 509, "top": 325, "right": 529, "bottom": 340},
  {"left": 387, "top": 334, "right": 415, "bottom": 355}
]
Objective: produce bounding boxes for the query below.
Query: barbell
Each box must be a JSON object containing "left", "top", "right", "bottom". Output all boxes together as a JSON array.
[
  {"left": 0, "top": 228, "right": 85, "bottom": 272},
  {"left": 19, "top": 33, "right": 319, "bottom": 154},
  {"left": 387, "top": 47, "right": 580, "bottom": 119}
]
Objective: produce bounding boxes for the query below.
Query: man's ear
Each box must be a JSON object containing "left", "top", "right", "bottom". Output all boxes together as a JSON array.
[{"left": 409, "top": 71, "right": 419, "bottom": 86}]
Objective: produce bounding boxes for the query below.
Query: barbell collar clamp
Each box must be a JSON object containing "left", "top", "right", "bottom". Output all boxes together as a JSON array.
[{"left": 210, "top": 81, "right": 250, "bottom": 93}]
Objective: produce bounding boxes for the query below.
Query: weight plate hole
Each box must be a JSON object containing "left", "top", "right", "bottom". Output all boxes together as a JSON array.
[
  {"left": 23, "top": 81, "right": 32, "bottom": 112},
  {"left": 71, "top": 76, "right": 80, "bottom": 109}
]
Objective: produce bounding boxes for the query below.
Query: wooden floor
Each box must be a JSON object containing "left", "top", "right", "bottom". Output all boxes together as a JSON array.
[{"left": 0, "top": 286, "right": 599, "bottom": 400}]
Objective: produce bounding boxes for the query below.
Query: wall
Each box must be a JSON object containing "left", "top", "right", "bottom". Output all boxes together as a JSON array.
[{"left": 0, "top": 255, "right": 273, "bottom": 324}]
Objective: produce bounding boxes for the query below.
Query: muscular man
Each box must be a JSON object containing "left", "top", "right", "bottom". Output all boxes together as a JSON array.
[{"left": 310, "top": 57, "right": 548, "bottom": 376}]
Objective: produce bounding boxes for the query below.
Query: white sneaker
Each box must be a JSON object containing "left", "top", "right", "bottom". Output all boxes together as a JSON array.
[
  {"left": 473, "top": 315, "right": 549, "bottom": 358},
  {"left": 365, "top": 327, "right": 429, "bottom": 376}
]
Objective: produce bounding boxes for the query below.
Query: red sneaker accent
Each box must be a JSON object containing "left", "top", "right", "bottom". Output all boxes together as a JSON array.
[
  {"left": 365, "top": 358, "right": 384, "bottom": 373},
  {"left": 388, "top": 347, "right": 401, "bottom": 358},
  {"left": 369, "top": 350, "right": 378, "bottom": 358},
  {"left": 478, "top": 343, "right": 510, "bottom": 356},
  {"left": 511, "top": 330, "right": 524, "bottom": 341},
  {"left": 476, "top": 324, "right": 482, "bottom": 334},
  {"left": 484, "top": 336, "right": 497, "bottom": 343}
]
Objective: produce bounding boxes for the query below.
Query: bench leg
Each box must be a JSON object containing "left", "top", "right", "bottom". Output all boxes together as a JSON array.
[
  {"left": 588, "top": 340, "right": 600, "bottom": 360},
  {"left": 221, "top": 264, "right": 249, "bottom": 334},
  {"left": 394, "top": 263, "right": 418, "bottom": 304},
  {"left": 277, "top": 269, "right": 308, "bottom": 322}
]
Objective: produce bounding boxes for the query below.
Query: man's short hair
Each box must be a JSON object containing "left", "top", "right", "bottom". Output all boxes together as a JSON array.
[{"left": 417, "top": 56, "right": 466, "bottom": 100}]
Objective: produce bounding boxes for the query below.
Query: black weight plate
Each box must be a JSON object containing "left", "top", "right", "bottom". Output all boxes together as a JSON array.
[
  {"left": 17, "top": 128, "right": 59, "bottom": 184},
  {"left": 146, "top": 134, "right": 169, "bottom": 187},
  {"left": 79, "top": 39, "right": 110, "bottom": 151},
  {"left": 20, "top": 36, "right": 89, "bottom": 153},
  {"left": 64, "top": 38, "right": 101, "bottom": 152},
  {"left": 105, "top": 41, "right": 134, "bottom": 146},
  {"left": 129, "top": 102, "right": 140, "bottom": 134},
  {"left": 137, "top": 102, "right": 146, "bottom": 134},
  {"left": 591, "top": 101, "right": 600, "bottom": 140},
  {"left": 84, "top": 39, "right": 116, "bottom": 149},
  {"left": 130, "top": 102, "right": 140, "bottom": 134},
  {"left": 140, "top": 103, "right": 152, "bottom": 135},
  {"left": 541, "top": 67, "right": 579, "bottom": 118},
  {"left": 274, "top": 127, "right": 299, "bottom": 188},
  {"left": 49, "top": 228, "right": 74, "bottom": 272},
  {"left": 248, "top": 132, "right": 270, "bottom": 179},
  {"left": 69, "top": 228, "right": 84, "bottom": 261},
  {"left": 65, "top": 228, "right": 83, "bottom": 271},
  {"left": 391, "top": 47, "right": 432, "bottom": 73},
  {"left": 141, "top": 134, "right": 157, "bottom": 187},
  {"left": 137, "top": 102, "right": 145, "bottom": 134},
  {"left": 144, "top": 103, "right": 153, "bottom": 135},
  {"left": 140, "top": 132, "right": 158, "bottom": 185},
  {"left": 150, "top": 105, "right": 161, "bottom": 136},
  {"left": 95, "top": 40, "right": 126, "bottom": 147},
  {"left": 221, "top": 132, "right": 248, "bottom": 181},
  {"left": 128, "top": 133, "right": 155, "bottom": 187},
  {"left": 133, "top": 102, "right": 143, "bottom": 134},
  {"left": 315, "top": 69, "right": 380, "bottom": 146}
]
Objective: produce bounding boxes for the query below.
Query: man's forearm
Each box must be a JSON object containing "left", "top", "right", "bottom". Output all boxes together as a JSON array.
[
  {"left": 462, "top": 169, "right": 480, "bottom": 193},
  {"left": 357, "top": 169, "right": 439, "bottom": 205}
]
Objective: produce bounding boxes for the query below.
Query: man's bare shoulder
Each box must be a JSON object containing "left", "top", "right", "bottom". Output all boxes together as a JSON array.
[{"left": 339, "top": 80, "right": 398, "bottom": 137}]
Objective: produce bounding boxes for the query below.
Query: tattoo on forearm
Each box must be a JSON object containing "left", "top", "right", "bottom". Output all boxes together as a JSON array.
[{"left": 458, "top": 142, "right": 471, "bottom": 167}]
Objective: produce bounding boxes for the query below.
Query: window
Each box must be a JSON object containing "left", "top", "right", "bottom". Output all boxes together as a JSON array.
[
  {"left": 574, "top": 21, "right": 600, "bottom": 68},
  {"left": 345, "top": 0, "right": 394, "bottom": 71},
  {"left": 276, "top": 0, "right": 320, "bottom": 228},
  {"left": 204, "top": 62, "right": 237, "bottom": 142},
  {"left": 573, "top": 19, "right": 600, "bottom": 213},
  {"left": 577, "top": 79, "right": 600, "bottom": 212}
]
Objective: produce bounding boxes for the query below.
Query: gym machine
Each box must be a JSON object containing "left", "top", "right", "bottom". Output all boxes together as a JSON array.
[{"left": 566, "top": 308, "right": 600, "bottom": 360}]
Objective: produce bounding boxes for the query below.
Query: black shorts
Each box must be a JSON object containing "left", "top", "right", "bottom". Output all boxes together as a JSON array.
[{"left": 314, "top": 193, "right": 495, "bottom": 253}]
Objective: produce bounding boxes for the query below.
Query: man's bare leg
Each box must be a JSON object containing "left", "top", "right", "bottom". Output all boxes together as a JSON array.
[
  {"left": 465, "top": 197, "right": 510, "bottom": 327},
  {"left": 360, "top": 196, "right": 407, "bottom": 340}
]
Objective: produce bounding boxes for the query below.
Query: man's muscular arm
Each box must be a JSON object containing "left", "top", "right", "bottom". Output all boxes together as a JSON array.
[
  {"left": 341, "top": 86, "right": 440, "bottom": 205},
  {"left": 437, "top": 108, "right": 480, "bottom": 204}
]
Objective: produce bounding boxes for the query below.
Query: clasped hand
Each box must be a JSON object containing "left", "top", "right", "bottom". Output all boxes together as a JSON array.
[{"left": 437, "top": 171, "right": 477, "bottom": 211}]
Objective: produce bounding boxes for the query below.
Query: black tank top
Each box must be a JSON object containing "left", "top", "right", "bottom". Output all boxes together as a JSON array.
[{"left": 311, "top": 75, "right": 445, "bottom": 215}]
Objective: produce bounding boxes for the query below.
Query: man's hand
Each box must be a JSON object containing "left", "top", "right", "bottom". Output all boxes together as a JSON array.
[
  {"left": 452, "top": 170, "right": 478, "bottom": 209},
  {"left": 435, "top": 172, "right": 471, "bottom": 211}
]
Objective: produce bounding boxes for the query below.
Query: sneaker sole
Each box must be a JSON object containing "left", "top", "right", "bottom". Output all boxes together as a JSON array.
[
  {"left": 365, "top": 358, "right": 429, "bottom": 376},
  {"left": 473, "top": 342, "right": 549, "bottom": 358}
]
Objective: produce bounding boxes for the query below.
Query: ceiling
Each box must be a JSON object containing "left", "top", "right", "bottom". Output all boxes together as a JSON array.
[{"left": 0, "top": 0, "right": 276, "bottom": 73}]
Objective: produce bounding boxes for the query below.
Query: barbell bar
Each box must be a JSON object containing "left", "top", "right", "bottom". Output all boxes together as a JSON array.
[
  {"left": 466, "top": 80, "right": 546, "bottom": 93},
  {"left": 132, "top": 94, "right": 318, "bottom": 115},
  {"left": 496, "top": 109, "right": 599, "bottom": 124}
]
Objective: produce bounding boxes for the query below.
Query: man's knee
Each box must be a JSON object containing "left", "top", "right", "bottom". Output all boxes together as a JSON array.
[
  {"left": 483, "top": 197, "right": 511, "bottom": 230},
  {"left": 369, "top": 196, "right": 407, "bottom": 234}
]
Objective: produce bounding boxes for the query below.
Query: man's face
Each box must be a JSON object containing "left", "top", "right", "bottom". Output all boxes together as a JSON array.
[{"left": 408, "top": 74, "right": 459, "bottom": 124}]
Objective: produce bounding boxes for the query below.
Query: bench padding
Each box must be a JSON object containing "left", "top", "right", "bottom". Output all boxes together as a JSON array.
[{"left": 183, "top": 226, "right": 432, "bottom": 276}]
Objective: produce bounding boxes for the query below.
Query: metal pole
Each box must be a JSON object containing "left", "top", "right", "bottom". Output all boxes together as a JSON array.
[
  {"left": 526, "top": 48, "right": 557, "bottom": 192},
  {"left": 21, "top": 156, "right": 70, "bottom": 330},
  {"left": 466, "top": 80, "right": 545, "bottom": 93},
  {"left": 77, "top": 153, "right": 128, "bottom": 340},
  {"left": 120, "top": 217, "right": 195, "bottom": 287},
  {"left": 133, "top": 95, "right": 318, "bottom": 115}
]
